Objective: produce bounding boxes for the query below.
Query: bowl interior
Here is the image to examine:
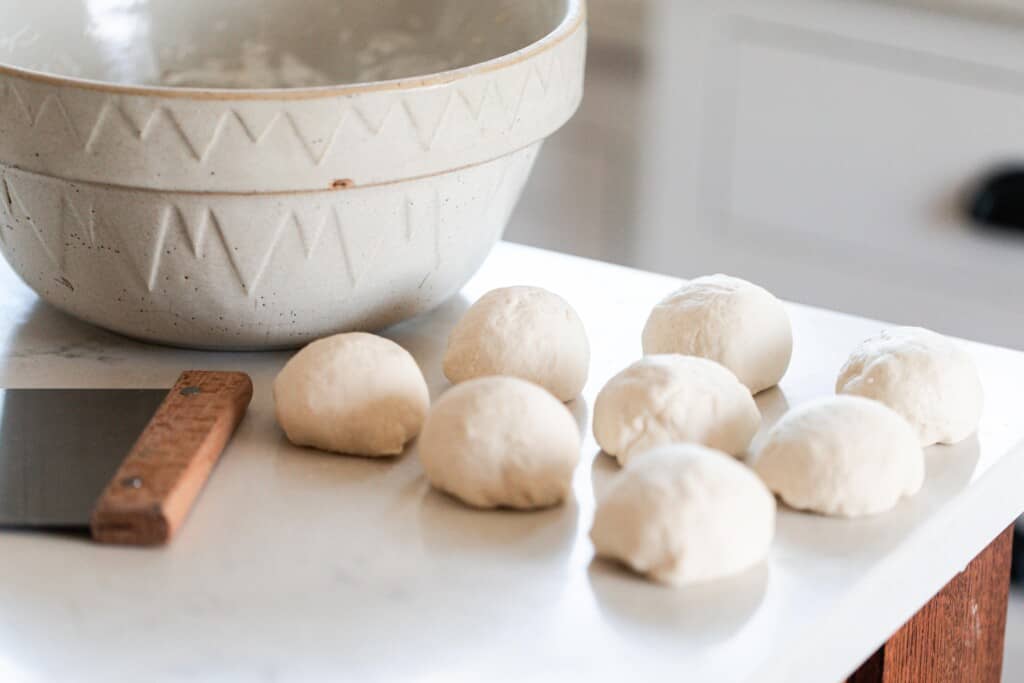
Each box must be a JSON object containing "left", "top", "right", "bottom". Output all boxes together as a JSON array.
[{"left": 0, "top": 0, "right": 571, "bottom": 89}]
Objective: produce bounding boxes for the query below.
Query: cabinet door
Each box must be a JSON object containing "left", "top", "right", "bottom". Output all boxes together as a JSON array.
[{"left": 639, "top": 0, "right": 1024, "bottom": 348}]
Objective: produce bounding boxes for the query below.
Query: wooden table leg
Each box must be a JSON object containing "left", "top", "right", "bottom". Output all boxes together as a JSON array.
[{"left": 848, "top": 525, "right": 1014, "bottom": 683}]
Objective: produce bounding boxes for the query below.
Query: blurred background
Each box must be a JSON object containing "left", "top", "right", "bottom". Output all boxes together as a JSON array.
[
  {"left": 504, "top": 0, "right": 1024, "bottom": 677},
  {"left": 511, "top": 0, "right": 1024, "bottom": 349}
]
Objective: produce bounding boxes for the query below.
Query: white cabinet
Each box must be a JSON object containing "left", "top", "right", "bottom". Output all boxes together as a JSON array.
[{"left": 638, "top": 0, "right": 1024, "bottom": 348}]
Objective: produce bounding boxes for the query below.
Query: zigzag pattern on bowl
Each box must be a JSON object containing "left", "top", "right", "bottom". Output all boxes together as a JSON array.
[
  {"left": 0, "top": 26, "right": 585, "bottom": 193},
  {"left": 0, "top": 144, "right": 539, "bottom": 348}
]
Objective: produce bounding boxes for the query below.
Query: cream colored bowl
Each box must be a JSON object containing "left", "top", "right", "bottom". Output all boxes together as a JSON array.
[{"left": 0, "top": 0, "right": 586, "bottom": 348}]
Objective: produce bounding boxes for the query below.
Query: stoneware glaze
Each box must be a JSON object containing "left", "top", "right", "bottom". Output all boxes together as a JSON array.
[{"left": 0, "top": 0, "right": 586, "bottom": 348}]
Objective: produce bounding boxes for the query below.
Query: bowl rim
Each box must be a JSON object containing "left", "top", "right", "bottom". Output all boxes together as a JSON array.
[{"left": 0, "top": 0, "right": 585, "bottom": 101}]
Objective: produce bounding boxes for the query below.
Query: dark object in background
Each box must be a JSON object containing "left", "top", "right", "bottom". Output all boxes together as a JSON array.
[
  {"left": 968, "top": 169, "right": 1024, "bottom": 585},
  {"left": 1014, "top": 524, "right": 1024, "bottom": 585},
  {"left": 968, "top": 167, "right": 1024, "bottom": 233}
]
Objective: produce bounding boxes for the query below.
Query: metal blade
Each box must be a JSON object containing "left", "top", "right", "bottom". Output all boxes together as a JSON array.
[{"left": 0, "top": 389, "right": 167, "bottom": 527}]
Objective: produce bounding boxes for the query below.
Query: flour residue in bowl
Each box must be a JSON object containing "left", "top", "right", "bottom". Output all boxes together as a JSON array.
[
  {"left": 159, "top": 32, "right": 477, "bottom": 89},
  {"left": 160, "top": 41, "right": 335, "bottom": 89},
  {"left": 351, "top": 30, "right": 472, "bottom": 83}
]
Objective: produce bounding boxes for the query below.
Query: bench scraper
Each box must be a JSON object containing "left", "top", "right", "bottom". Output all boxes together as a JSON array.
[{"left": 0, "top": 370, "right": 252, "bottom": 546}]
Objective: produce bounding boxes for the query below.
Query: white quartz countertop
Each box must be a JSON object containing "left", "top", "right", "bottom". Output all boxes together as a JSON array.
[{"left": 1, "top": 243, "right": 1023, "bottom": 683}]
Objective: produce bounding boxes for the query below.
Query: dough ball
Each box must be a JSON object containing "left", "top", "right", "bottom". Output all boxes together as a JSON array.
[
  {"left": 593, "top": 355, "right": 760, "bottom": 466},
  {"left": 418, "top": 376, "right": 581, "bottom": 509},
  {"left": 590, "top": 444, "right": 776, "bottom": 586},
  {"left": 641, "top": 275, "right": 793, "bottom": 394},
  {"left": 443, "top": 286, "right": 590, "bottom": 401},
  {"left": 274, "top": 332, "right": 429, "bottom": 456},
  {"left": 753, "top": 396, "right": 924, "bottom": 517},
  {"left": 836, "top": 327, "right": 983, "bottom": 446}
]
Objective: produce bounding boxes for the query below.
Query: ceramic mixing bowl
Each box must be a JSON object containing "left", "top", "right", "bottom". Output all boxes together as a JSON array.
[{"left": 0, "top": 0, "right": 586, "bottom": 348}]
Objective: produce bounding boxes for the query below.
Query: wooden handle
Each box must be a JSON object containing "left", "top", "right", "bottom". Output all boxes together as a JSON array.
[{"left": 90, "top": 371, "right": 253, "bottom": 546}]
